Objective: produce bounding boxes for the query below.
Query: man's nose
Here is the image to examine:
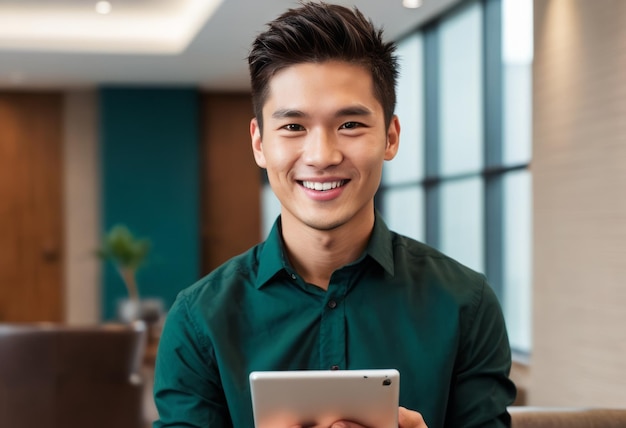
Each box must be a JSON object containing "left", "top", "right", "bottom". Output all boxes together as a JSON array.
[{"left": 302, "top": 130, "right": 343, "bottom": 167}]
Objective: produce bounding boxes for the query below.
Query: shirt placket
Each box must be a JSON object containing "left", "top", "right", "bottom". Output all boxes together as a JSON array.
[{"left": 319, "top": 272, "right": 349, "bottom": 370}]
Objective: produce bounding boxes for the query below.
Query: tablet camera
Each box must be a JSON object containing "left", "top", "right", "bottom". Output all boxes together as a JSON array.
[{"left": 382, "top": 378, "right": 392, "bottom": 386}]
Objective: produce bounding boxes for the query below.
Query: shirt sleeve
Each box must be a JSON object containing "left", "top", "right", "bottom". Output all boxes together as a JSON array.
[
  {"left": 152, "top": 292, "right": 232, "bottom": 428},
  {"left": 445, "top": 280, "right": 517, "bottom": 428}
]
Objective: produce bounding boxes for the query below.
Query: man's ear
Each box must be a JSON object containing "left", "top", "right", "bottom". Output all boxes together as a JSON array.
[
  {"left": 384, "top": 115, "right": 400, "bottom": 161},
  {"left": 250, "top": 118, "right": 267, "bottom": 168}
]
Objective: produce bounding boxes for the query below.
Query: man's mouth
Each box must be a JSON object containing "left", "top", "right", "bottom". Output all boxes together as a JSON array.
[{"left": 300, "top": 180, "right": 347, "bottom": 191}]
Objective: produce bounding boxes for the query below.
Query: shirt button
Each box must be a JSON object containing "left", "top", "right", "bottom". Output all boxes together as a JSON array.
[
  {"left": 330, "top": 365, "right": 340, "bottom": 370},
  {"left": 290, "top": 273, "right": 297, "bottom": 280},
  {"left": 327, "top": 300, "right": 337, "bottom": 309}
]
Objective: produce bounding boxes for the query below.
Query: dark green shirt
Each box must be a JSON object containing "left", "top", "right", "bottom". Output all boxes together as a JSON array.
[{"left": 153, "top": 214, "right": 516, "bottom": 427}]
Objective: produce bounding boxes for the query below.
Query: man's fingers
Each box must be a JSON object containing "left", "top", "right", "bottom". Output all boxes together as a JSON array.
[{"left": 398, "top": 406, "right": 428, "bottom": 428}]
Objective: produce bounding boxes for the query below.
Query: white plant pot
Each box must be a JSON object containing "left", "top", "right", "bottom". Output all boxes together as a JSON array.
[{"left": 117, "top": 297, "right": 164, "bottom": 324}]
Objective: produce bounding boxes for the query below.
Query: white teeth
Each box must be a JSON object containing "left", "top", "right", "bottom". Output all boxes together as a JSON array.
[{"left": 302, "top": 180, "right": 344, "bottom": 191}]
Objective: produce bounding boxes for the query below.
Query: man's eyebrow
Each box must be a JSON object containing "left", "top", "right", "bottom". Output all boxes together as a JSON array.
[
  {"left": 271, "top": 106, "right": 373, "bottom": 120},
  {"left": 271, "top": 109, "right": 307, "bottom": 119},
  {"left": 335, "top": 106, "right": 373, "bottom": 117}
]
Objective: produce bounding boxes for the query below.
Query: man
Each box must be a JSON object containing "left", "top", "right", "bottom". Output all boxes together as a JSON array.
[{"left": 153, "top": 2, "right": 516, "bottom": 427}]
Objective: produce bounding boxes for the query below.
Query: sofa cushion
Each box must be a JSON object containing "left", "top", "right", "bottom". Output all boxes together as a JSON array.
[{"left": 510, "top": 407, "right": 626, "bottom": 428}]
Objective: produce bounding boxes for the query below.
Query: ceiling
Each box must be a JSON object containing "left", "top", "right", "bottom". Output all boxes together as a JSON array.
[{"left": 0, "top": 0, "right": 460, "bottom": 91}]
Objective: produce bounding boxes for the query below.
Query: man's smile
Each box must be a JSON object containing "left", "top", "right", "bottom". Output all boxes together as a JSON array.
[{"left": 299, "top": 180, "right": 348, "bottom": 191}]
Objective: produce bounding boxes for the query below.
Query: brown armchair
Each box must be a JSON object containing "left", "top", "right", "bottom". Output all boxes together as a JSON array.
[
  {"left": 0, "top": 321, "right": 147, "bottom": 428},
  {"left": 510, "top": 407, "right": 626, "bottom": 427}
]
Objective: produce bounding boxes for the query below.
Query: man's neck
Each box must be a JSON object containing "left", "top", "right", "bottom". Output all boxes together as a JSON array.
[{"left": 280, "top": 210, "right": 375, "bottom": 290}]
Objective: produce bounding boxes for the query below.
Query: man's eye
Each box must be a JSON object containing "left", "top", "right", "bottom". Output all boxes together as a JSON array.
[
  {"left": 340, "top": 122, "right": 362, "bottom": 130},
  {"left": 282, "top": 124, "right": 305, "bottom": 131}
]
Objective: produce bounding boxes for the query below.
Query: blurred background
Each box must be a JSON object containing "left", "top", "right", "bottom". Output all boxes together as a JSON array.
[{"left": 0, "top": 0, "right": 624, "bottom": 422}]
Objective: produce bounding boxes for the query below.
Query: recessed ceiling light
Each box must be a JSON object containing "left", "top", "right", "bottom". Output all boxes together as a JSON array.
[
  {"left": 402, "top": 0, "right": 423, "bottom": 9},
  {"left": 95, "top": 1, "right": 112, "bottom": 15},
  {"left": 0, "top": 0, "right": 223, "bottom": 54}
]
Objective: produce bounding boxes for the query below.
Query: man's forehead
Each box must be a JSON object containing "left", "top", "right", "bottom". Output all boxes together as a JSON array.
[{"left": 262, "top": 61, "right": 380, "bottom": 116}]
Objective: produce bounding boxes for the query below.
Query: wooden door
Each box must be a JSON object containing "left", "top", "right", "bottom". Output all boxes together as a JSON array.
[
  {"left": 200, "top": 93, "right": 261, "bottom": 273},
  {"left": 0, "top": 92, "right": 64, "bottom": 322}
]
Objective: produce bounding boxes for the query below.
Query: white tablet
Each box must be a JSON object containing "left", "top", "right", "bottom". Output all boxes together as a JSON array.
[{"left": 249, "top": 369, "right": 400, "bottom": 428}]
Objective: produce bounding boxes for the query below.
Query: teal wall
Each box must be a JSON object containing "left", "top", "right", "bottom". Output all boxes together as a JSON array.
[{"left": 100, "top": 87, "right": 200, "bottom": 320}]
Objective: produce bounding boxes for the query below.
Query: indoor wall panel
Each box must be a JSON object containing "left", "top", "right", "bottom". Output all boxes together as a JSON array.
[
  {"left": 201, "top": 93, "right": 261, "bottom": 273},
  {"left": 0, "top": 92, "right": 64, "bottom": 322}
]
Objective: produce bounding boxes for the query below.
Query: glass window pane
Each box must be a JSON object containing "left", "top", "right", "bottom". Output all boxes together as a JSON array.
[
  {"left": 439, "top": 1, "right": 484, "bottom": 176},
  {"left": 381, "top": 186, "right": 424, "bottom": 242},
  {"left": 502, "top": 0, "right": 533, "bottom": 64},
  {"left": 261, "top": 184, "right": 281, "bottom": 239},
  {"left": 504, "top": 64, "right": 532, "bottom": 165},
  {"left": 440, "top": 177, "right": 484, "bottom": 273},
  {"left": 503, "top": 0, "right": 533, "bottom": 165},
  {"left": 384, "top": 32, "right": 424, "bottom": 184},
  {"left": 503, "top": 170, "right": 532, "bottom": 352}
]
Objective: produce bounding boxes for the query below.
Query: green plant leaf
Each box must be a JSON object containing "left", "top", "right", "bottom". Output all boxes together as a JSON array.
[{"left": 97, "top": 224, "right": 151, "bottom": 270}]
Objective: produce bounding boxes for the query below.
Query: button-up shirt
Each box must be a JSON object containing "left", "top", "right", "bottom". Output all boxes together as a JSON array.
[{"left": 153, "top": 214, "right": 516, "bottom": 427}]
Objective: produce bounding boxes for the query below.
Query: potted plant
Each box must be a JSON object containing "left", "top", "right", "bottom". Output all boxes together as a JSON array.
[{"left": 97, "top": 224, "right": 159, "bottom": 322}]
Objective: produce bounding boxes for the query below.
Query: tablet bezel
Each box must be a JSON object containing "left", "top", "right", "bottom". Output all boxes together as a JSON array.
[{"left": 249, "top": 369, "right": 400, "bottom": 428}]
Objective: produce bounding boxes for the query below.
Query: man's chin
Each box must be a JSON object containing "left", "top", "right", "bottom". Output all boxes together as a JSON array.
[
  {"left": 301, "top": 214, "right": 349, "bottom": 232},
  {"left": 306, "top": 221, "right": 344, "bottom": 232}
]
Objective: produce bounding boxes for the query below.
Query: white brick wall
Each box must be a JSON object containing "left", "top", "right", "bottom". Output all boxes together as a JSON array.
[{"left": 530, "top": 0, "right": 626, "bottom": 406}]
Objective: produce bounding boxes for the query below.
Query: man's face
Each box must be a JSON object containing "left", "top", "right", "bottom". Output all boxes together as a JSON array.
[{"left": 250, "top": 60, "right": 399, "bottom": 232}]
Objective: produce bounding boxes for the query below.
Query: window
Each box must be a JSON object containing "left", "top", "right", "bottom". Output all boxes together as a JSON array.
[
  {"left": 501, "top": 0, "right": 533, "bottom": 353},
  {"left": 382, "top": 32, "right": 425, "bottom": 242},
  {"left": 381, "top": 0, "right": 533, "bottom": 354}
]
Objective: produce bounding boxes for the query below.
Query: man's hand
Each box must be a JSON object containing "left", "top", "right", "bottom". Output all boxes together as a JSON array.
[
  {"left": 397, "top": 406, "right": 428, "bottom": 427},
  {"left": 319, "top": 406, "right": 428, "bottom": 428}
]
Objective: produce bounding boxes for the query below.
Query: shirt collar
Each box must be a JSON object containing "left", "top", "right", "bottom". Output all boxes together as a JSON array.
[
  {"left": 364, "top": 211, "right": 395, "bottom": 277},
  {"left": 254, "top": 211, "right": 395, "bottom": 289},
  {"left": 255, "top": 217, "right": 289, "bottom": 289}
]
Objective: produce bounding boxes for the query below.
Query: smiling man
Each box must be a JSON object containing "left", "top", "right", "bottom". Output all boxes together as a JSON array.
[
  {"left": 249, "top": 60, "right": 399, "bottom": 289},
  {"left": 153, "top": 3, "right": 516, "bottom": 428}
]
